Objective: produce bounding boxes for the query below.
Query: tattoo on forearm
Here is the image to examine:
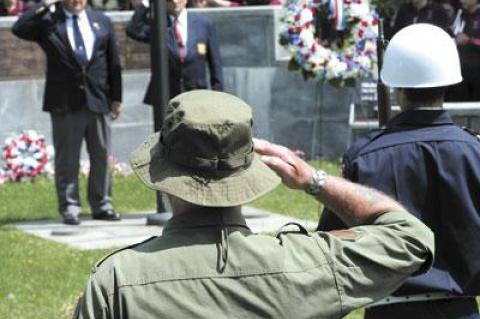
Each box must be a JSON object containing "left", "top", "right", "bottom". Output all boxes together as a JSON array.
[{"left": 354, "top": 186, "right": 383, "bottom": 207}]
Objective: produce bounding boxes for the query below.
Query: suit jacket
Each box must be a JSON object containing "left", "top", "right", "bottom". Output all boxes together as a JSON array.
[
  {"left": 126, "top": 5, "right": 223, "bottom": 104},
  {"left": 12, "top": 3, "right": 122, "bottom": 114}
]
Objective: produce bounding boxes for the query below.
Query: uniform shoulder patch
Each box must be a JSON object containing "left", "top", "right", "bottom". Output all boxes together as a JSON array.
[{"left": 93, "top": 236, "right": 158, "bottom": 272}]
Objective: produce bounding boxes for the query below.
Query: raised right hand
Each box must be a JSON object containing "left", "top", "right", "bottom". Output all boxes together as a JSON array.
[{"left": 253, "top": 138, "right": 313, "bottom": 191}]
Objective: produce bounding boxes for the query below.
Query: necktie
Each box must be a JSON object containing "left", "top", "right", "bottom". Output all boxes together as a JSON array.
[
  {"left": 72, "top": 15, "right": 88, "bottom": 65},
  {"left": 174, "top": 19, "right": 186, "bottom": 62}
]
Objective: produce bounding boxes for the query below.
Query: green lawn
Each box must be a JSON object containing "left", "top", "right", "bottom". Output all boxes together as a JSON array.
[{"left": 0, "top": 161, "right": 348, "bottom": 318}]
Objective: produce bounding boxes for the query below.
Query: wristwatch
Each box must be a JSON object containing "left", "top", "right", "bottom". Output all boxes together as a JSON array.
[{"left": 305, "top": 169, "right": 328, "bottom": 195}]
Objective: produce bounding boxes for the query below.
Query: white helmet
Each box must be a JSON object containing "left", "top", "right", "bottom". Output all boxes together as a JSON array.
[{"left": 381, "top": 23, "right": 462, "bottom": 88}]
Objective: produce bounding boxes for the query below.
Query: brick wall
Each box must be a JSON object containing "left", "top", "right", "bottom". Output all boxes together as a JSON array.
[{"left": 0, "top": 16, "right": 150, "bottom": 80}]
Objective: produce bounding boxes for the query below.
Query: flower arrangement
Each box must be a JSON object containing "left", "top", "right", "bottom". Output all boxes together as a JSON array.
[
  {"left": 0, "top": 131, "right": 132, "bottom": 185},
  {"left": 0, "top": 131, "right": 53, "bottom": 183},
  {"left": 279, "top": 0, "right": 379, "bottom": 86}
]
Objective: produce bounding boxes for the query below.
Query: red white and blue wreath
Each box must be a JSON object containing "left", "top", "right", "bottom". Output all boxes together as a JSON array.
[
  {"left": 280, "top": 0, "right": 379, "bottom": 86},
  {"left": 0, "top": 131, "right": 52, "bottom": 183}
]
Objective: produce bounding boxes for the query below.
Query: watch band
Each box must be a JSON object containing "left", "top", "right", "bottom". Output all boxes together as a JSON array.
[{"left": 305, "top": 169, "right": 328, "bottom": 195}]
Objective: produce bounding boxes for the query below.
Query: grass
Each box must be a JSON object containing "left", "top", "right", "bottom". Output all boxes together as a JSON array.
[
  {"left": 0, "top": 161, "right": 339, "bottom": 225},
  {"left": 0, "top": 175, "right": 156, "bottom": 224},
  {"left": 7, "top": 160, "right": 476, "bottom": 319},
  {"left": 251, "top": 160, "right": 341, "bottom": 221},
  {"left": 0, "top": 227, "right": 109, "bottom": 319}
]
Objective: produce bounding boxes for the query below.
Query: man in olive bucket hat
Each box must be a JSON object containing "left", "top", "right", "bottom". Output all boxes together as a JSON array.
[{"left": 74, "top": 90, "right": 434, "bottom": 319}]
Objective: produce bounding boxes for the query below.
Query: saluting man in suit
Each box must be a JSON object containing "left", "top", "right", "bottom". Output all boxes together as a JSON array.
[
  {"left": 12, "top": 0, "right": 123, "bottom": 225},
  {"left": 126, "top": 0, "right": 224, "bottom": 109}
]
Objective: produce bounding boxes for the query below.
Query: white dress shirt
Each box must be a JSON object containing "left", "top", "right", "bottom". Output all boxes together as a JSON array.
[
  {"left": 63, "top": 9, "right": 95, "bottom": 61},
  {"left": 170, "top": 9, "right": 188, "bottom": 50}
]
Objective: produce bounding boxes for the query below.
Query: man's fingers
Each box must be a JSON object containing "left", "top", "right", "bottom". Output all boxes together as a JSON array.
[
  {"left": 253, "top": 138, "right": 269, "bottom": 154},
  {"left": 254, "top": 138, "right": 297, "bottom": 166},
  {"left": 261, "top": 155, "right": 295, "bottom": 178}
]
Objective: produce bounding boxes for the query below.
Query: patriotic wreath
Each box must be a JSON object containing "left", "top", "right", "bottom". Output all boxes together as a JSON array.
[
  {"left": 0, "top": 131, "right": 51, "bottom": 183},
  {"left": 280, "top": 0, "right": 379, "bottom": 86}
]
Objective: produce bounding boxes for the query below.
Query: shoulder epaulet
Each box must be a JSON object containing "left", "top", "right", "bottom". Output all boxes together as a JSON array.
[
  {"left": 92, "top": 236, "right": 158, "bottom": 272},
  {"left": 462, "top": 127, "right": 480, "bottom": 141}
]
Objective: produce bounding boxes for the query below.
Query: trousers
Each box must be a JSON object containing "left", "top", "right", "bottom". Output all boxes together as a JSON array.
[{"left": 51, "top": 108, "right": 113, "bottom": 217}]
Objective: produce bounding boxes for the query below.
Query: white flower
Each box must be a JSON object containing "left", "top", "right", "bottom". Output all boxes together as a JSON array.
[
  {"left": 348, "top": 3, "right": 370, "bottom": 19},
  {"left": 25, "top": 130, "right": 40, "bottom": 140},
  {"left": 326, "top": 58, "right": 348, "bottom": 77},
  {"left": 24, "top": 158, "right": 37, "bottom": 169},
  {"left": 299, "top": 8, "right": 313, "bottom": 25},
  {"left": 299, "top": 28, "right": 315, "bottom": 48},
  {"left": 364, "top": 40, "right": 375, "bottom": 52},
  {"left": 357, "top": 55, "right": 372, "bottom": 69},
  {"left": 310, "top": 49, "right": 327, "bottom": 65}
]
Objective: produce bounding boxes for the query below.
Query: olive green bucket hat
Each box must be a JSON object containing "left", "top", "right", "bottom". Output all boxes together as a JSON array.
[{"left": 129, "top": 90, "right": 281, "bottom": 207}]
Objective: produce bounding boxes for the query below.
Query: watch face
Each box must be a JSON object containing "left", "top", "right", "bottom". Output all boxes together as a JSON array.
[{"left": 306, "top": 169, "right": 327, "bottom": 195}]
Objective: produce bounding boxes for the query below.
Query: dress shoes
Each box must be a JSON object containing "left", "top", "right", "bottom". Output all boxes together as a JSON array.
[
  {"left": 92, "top": 209, "right": 121, "bottom": 221},
  {"left": 63, "top": 214, "right": 81, "bottom": 225}
]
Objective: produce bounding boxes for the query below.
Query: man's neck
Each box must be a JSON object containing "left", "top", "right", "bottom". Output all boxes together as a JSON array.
[
  {"left": 400, "top": 100, "right": 443, "bottom": 112},
  {"left": 64, "top": 8, "right": 86, "bottom": 17}
]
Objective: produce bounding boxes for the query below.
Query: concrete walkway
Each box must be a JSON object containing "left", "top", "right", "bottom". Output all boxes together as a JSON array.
[{"left": 14, "top": 207, "right": 316, "bottom": 250}]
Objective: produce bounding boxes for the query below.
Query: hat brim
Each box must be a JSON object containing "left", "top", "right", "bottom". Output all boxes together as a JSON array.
[{"left": 129, "top": 133, "right": 281, "bottom": 207}]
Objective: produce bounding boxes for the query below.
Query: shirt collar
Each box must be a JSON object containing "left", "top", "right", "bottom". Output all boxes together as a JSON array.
[
  {"left": 163, "top": 207, "right": 249, "bottom": 235},
  {"left": 63, "top": 9, "right": 87, "bottom": 20},
  {"left": 387, "top": 109, "right": 454, "bottom": 128},
  {"left": 170, "top": 9, "right": 187, "bottom": 25}
]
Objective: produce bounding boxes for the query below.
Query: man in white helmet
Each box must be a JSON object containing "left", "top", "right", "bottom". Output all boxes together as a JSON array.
[{"left": 318, "top": 23, "right": 480, "bottom": 318}]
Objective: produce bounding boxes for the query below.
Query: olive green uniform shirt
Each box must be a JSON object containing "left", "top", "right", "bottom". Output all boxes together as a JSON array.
[{"left": 75, "top": 209, "right": 434, "bottom": 319}]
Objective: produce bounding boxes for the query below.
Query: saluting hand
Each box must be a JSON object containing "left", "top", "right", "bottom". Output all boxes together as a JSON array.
[{"left": 253, "top": 138, "right": 313, "bottom": 191}]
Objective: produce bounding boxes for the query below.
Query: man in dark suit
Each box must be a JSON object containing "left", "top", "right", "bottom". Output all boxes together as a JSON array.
[
  {"left": 126, "top": 0, "right": 223, "bottom": 217},
  {"left": 126, "top": 0, "right": 224, "bottom": 109},
  {"left": 12, "top": 0, "right": 122, "bottom": 225}
]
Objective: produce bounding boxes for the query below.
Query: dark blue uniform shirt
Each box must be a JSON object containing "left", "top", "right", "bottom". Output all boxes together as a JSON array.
[{"left": 318, "top": 109, "right": 480, "bottom": 296}]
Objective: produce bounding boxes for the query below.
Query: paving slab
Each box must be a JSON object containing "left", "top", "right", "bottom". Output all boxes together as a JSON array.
[{"left": 14, "top": 206, "right": 316, "bottom": 250}]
